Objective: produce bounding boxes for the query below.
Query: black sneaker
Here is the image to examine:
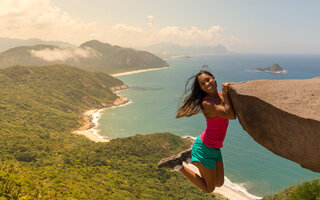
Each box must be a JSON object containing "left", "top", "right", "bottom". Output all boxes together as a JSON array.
[{"left": 157, "top": 148, "right": 192, "bottom": 168}]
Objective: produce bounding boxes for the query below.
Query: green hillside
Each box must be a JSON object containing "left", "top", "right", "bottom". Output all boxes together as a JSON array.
[
  {"left": 0, "top": 65, "right": 217, "bottom": 199},
  {"left": 0, "top": 64, "right": 121, "bottom": 135},
  {"left": 263, "top": 179, "right": 320, "bottom": 200},
  {"left": 0, "top": 45, "right": 56, "bottom": 67},
  {"left": 79, "top": 40, "right": 169, "bottom": 74},
  {"left": 0, "top": 40, "right": 169, "bottom": 74}
]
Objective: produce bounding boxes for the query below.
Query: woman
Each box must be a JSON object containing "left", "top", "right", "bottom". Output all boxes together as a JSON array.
[{"left": 159, "top": 70, "right": 236, "bottom": 193}]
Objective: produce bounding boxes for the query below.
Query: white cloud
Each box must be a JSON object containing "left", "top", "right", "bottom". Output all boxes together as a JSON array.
[
  {"left": 155, "top": 26, "right": 224, "bottom": 46},
  {"left": 29, "top": 47, "right": 100, "bottom": 61},
  {"left": 147, "top": 16, "right": 154, "bottom": 21},
  {"left": 110, "top": 25, "right": 238, "bottom": 48},
  {"left": 112, "top": 24, "right": 144, "bottom": 33},
  {"left": 147, "top": 16, "right": 154, "bottom": 27},
  {"left": 0, "top": 0, "right": 101, "bottom": 44},
  {"left": 0, "top": 0, "right": 240, "bottom": 49}
]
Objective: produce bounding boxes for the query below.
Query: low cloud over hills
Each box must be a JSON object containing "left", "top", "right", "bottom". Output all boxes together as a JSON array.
[
  {"left": 0, "top": 37, "right": 75, "bottom": 53},
  {"left": 0, "top": 40, "right": 169, "bottom": 74}
]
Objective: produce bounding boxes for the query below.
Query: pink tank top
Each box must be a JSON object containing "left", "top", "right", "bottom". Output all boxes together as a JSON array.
[{"left": 200, "top": 96, "right": 229, "bottom": 149}]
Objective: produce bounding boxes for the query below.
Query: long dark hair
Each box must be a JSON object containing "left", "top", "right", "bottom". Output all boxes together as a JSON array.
[{"left": 176, "top": 70, "right": 215, "bottom": 118}]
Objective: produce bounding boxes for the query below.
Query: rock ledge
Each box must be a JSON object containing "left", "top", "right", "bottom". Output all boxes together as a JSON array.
[{"left": 229, "top": 77, "right": 320, "bottom": 172}]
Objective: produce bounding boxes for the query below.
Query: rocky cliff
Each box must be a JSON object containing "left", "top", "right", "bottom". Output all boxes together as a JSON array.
[{"left": 229, "top": 77, "right": 320, "bottom": 172}]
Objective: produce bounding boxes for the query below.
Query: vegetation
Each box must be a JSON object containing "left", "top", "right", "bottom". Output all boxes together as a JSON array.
[
  {"left": 0, "top": 40, "right": 169, "bottom": 74},
  {"left": 0, "top": 65, "right": 216, "bottom": 199},
  {"left": 263, "top": 179, "right": 320, "bottom": 200},
  {"left": 80, "top": 40, "right": 169, "bottom": 74}
]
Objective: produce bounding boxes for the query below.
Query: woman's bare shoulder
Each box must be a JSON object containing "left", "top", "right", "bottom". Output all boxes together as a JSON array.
[{"left": 202, "top": 100, "right": 217, "bottom": 111}]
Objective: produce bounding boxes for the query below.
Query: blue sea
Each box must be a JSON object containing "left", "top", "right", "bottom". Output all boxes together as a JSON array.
[{"left": 98, "top": 53, "right": 320, "bottom": 197}]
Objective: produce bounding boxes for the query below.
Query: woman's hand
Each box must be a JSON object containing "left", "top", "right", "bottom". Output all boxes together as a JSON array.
[
  {"left": 222, "top": 82, "right": 235, "bottom": 94},
  {"left": 202, "top": 82, "right": 236, "bottom": 120}
]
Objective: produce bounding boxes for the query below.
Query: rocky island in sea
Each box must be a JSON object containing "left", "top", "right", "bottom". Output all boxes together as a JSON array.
[
  {"left": 253, "top": 64, "right": 287, "bottom": 73},
  {"left": 181, "top": 55, "right": 191, "bottom": 60}
]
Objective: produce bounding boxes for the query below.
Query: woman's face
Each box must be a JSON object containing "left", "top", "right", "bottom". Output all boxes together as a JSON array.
[{"left": 197, "top": 73, "right": 217, "bottom": 94}]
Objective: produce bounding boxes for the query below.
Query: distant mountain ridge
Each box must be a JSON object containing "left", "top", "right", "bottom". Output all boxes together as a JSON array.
[
  {"left": 142, "top": 43, "right": 229, "bottom": 58},
  {"left": 0, "top": 40, "right": 169, "bottom": 74},
  {"left": 0, "top": 37, "right": 75, "bottom": 53}
]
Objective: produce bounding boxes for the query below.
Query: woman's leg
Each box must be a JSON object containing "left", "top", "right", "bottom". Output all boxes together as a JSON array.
[
  {"left": 179, "top": 161, "right": 217, "bottom": 193},
  {"left": 215, "top": 160, "right": 224, "bottom": 187}
]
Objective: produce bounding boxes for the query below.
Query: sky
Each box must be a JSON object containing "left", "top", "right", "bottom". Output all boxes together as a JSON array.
[{"left": 1, "top": 0, "right": 320, "bottom": 54}]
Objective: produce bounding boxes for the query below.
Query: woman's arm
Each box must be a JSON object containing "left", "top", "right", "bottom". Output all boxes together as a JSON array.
[
  {"left": 202, "top": 82, "right": 236, "bottom": 120},
  {"left": 221, "top": 82, "right": 236, "bottom": 119}
]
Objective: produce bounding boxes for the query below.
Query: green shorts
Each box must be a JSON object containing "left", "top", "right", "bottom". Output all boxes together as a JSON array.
[{"left": 191, "top": 136, "right": 223, "bottom": 169}]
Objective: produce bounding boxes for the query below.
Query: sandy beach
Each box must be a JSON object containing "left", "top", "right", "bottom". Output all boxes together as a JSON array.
[
  {"left": 111, "top": 66, "right": 169, "bottom": 77},
  {"left": 73, "top": 108, "right": 109, "bottom": 142},
  {"left": 73, "top": 89, "right": 130, "bottom": 142}
]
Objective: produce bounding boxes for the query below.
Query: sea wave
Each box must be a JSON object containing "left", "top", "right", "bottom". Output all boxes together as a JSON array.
[
  {"left": 182, "top": 135, "right": 197, "bottom": 140},
  {"left": 90, "top": 100, "right": 133, "bottom": 141},
  {"left": 89, "top": 109, "right": 109, "bottom": 142},
  {"left": 224, "top": 177, "right": 262, "bottom": 199}
]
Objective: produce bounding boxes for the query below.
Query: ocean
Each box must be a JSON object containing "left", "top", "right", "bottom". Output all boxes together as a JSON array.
[{"left": 98, "top": 53, "right": 320, "bottom": 197}]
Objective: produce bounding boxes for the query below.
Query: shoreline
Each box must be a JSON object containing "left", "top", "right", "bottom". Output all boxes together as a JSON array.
[
  {"left": 73, "top": 108, "right": 109, "bottom": 142},
  {"left": 73, "top": 85, "right": 130, "bottom": 143},
  {"left": 110, "top": 66, "right": 169, "bottom": 77}
]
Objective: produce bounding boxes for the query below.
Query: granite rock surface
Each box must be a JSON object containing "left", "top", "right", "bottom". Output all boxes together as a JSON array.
[{"left": 229, "top": 77, "right": 320, "bottom": 172}]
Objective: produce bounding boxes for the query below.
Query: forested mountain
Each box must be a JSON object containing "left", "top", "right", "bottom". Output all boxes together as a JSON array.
[
  {"left": 0, "top": 40, "right": 169, "bottom": 74},
  {"left": 0, "top": 65, "right": 216, "bottom": 199}
]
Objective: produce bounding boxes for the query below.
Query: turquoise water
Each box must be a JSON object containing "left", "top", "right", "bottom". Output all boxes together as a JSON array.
[{"left": 98, "top": 54, "right": 320, "bottom": 196}]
